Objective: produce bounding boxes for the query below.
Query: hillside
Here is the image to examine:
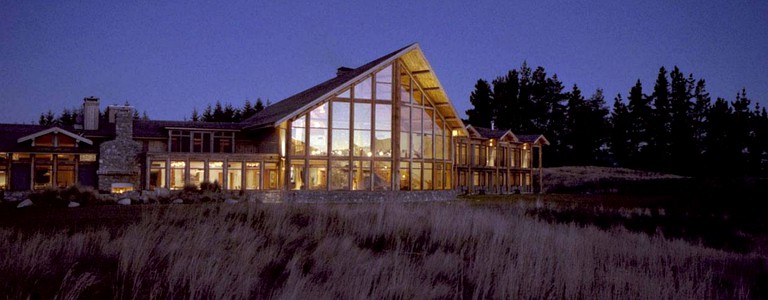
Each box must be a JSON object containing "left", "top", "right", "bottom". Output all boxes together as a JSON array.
[{"left": 541, "top": 166, "right": 686, "bottom": 193}]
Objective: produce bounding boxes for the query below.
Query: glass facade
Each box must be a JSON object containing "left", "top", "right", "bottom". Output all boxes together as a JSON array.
[{"left": 285, "top": 62, "right": 453, "bottom": 191}]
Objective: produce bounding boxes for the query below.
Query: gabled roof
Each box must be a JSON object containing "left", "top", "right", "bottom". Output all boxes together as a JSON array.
[
  {"left": 16, "top": 126, "right": 93, "bottom": 145},
  {"left": 242, "top": 43, "right": 467, "bottom": 134},
  {"left": 517, "top": 134, "right": 550, "bottom": 145},
  {"left": 133, "top": 120, "right": 243, "bottom": 138},
  {"left": 466, "top": 125, "right": 520, "bottom": 142}
]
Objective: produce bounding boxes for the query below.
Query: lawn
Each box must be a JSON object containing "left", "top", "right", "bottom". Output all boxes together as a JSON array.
[{"left": 1, "top": 194, "right": 766, "bottom": 299}]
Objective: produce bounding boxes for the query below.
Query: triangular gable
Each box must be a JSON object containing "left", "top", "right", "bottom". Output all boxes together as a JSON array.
[
  {"left": 518, "top": 134, "right": 550, "bottom": 146},
  {"left": 243, "top": 43, "right": 468, "bottom": 136},
  {"left": 16, "top": 127, "right": 93, "bottom": 145},
  {"left": 498, "top": 130, "right": 520, "bottom": 143},
  {"left": 534, "top": 135, "right": 551, "bottom": 146},
  {"left": 465, "top": 125, "right": 483, "bottom": 139}
]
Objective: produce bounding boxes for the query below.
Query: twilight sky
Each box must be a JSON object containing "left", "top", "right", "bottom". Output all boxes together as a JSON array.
[{"left": 1, "top": 1, "right": 766, "bottom": 124}]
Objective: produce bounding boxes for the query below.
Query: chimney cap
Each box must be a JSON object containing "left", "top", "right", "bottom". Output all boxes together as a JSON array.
[
  {"left": 84, "top": 96, "right": 99, "bottom": 102},
  {"left": 336, "top": 67, "right": 354, "bottom": 76}
]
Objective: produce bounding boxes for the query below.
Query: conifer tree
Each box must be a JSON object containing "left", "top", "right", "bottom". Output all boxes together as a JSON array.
[
  {"left": 255, "top": 98, "right": 265, "bottom": 113},
  {"left": 609, "top": 94, "right": 632, "bottom": 166},
  {"left": 465, "top": 79, "right": 493, "bottom": 128}
]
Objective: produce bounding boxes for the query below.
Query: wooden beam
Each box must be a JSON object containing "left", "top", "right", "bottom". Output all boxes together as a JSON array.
[
  {"left": 410, "top": 70, "right": 430, "bottom": 75},
  {"left": 422, "top": 87, "right": 440, "bottom": 91}
]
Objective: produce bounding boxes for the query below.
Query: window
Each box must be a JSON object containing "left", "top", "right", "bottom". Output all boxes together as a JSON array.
[
  {"left": 150, "top": 161, "right": 166, "bottom": 190},
  {"left": 374, "top": 104, "right": 392, "bottom": 157},
  {"left": 399, "top": 162, "right": 410, "bottom": 191},
  {"left": 228, "top": 162, "right": 242, "bottom": 190},
  {"left": 373, "top": 161, "right": 391, "bottom": 190},
  {"left": 193, "top": 132, "right": 211, "bottom": 152},
  {"left": 292, "top": 116, "right": 306, "bottom": 155},
  {"left": 374, "top": 65, "right": 392, "bottom": 101},
  {"left": 309, "top": 104, "right": 329, "bottom": 156},
  {"left": 209, "top": 161, "right": 223, "bottom": 186},
  {"left": 411, "top": 162, "right": 422, "bottom": 190},
  {"left": 308, "top": 160, "right": 327, "bottom": 190},
  {"left": 353, "top": 102, "right": 371, "bottom": 157},
  {"left": 290, "top": 160, "right": 305, "bottom": 190},
  {"left": 331, "top": 102, "right": 350, "bottom": 157},
  {"left": 423, "top": 162, "right": 433, "bottom": 190},
  {"left": 170, "top": 160, "right": 186, "bottom": 189},
  {"left": 331, "top": 160, "right": 350, "bottom": 190},
  {"left": 170, "top": 131, "right": 191, "bottom": 152},
  {"left": 190, "top": 161, "right": 205, "bottom": 187},
  {"left": 400, "top": 106, "right": 410, "bottom": 158},
  {"left": 0, "top": 153, "right": 6, "bottom": 190},
  {"left": 56, "top": 165, "right": 75, "bottom": 188},
  {"left": 245, "top": 162, "right": 260, "bottom": 190},
  {"left": 354, "top": 77, "right": 372, "bottom": 100},
  {"left": 264, "top": 163, "right": 279, "bottom": 190},
  {"left": 352, "top": 160, "right": 370, "bottom": 190},
  {"left": 214, "top": 132, "right": 233, "bottom": 153},
  {"left": 435, "top": 163, "right": 443, "bottom": 190}
]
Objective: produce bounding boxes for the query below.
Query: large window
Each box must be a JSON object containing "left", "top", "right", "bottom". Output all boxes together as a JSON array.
[
  {"left": 353, "top": 102, "right": 371, "bottom": 157},
  {"left": 308, "top": 160, "right": 327, "bottom": 190}
]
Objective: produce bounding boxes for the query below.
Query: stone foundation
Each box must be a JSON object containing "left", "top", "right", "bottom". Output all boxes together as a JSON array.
[{"left": 244, "top": 190, "right": 460, "bottom": 203}]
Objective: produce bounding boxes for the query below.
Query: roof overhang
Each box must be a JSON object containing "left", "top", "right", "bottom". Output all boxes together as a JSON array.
[{"left": 16, "top": 127, "right": 93, "bottom": 145}]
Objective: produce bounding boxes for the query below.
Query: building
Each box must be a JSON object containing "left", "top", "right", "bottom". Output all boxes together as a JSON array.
[
  {"left": 455, "top": 125, "right": 549, "bottom": 194},
  {"left": 0, "top": 44, "right": 547, "bottom": 201}
]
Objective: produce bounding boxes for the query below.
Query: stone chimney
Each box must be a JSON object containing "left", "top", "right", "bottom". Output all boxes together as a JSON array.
[
  {"left": 491, "top": 120, "right": 495, "bottom": 130},
  {"left": 97, "top": 107, "right": 141, "bottom": 192},
  {"left": 83, "top": 96, "right": 100, "bottom": 130},
  {"left": 337, "top": 66, "right": 354, "bottom": 77}
]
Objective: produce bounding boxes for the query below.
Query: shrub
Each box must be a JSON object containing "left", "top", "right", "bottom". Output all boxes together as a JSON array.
[{"left": 28, "top": 187, "right": 67, "bottom": 208}]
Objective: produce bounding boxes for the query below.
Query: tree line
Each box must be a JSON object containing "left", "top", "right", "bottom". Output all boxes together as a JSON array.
[
  {"left": 189, "top": 98, "right": 267, "bottom": 122},
  {"left": 465, "top": 62, "right": 768, "bottom": 177},
  {"left": 39, "top": 101, "right": 149, "bottom": 126},
  {"left": 37, "top": 98, "right": 269, "bottom": 126}
]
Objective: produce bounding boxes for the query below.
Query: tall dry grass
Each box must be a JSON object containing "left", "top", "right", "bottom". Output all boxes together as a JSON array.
[{"left": 0, "top": 202, "right": 761, "bottom": 299}]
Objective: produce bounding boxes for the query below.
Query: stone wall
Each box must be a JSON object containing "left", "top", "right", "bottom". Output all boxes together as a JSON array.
[
  {"left": 244, "top": 190, "right": 460, "bottom": 203},
  {"left": 97, "top": 107, "right": 142, "bottom": 192}
]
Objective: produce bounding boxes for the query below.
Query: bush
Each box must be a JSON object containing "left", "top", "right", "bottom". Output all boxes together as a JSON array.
[{"left": 28, "top": 188, "right": 68, "bottom": 208}]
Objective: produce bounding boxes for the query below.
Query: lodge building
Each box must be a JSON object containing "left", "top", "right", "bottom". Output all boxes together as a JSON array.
[{"left": 0, "top": 44, "right": 547, "bottom": 201}]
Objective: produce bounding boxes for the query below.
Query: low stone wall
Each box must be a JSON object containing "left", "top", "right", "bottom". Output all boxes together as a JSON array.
[{"left": 245, "top": 190, "right": 460, "bottom": 203}]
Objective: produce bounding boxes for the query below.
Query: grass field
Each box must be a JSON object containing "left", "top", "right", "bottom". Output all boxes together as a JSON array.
[{"left": 1, "top": 195, "right": 766, "bottom": 299}]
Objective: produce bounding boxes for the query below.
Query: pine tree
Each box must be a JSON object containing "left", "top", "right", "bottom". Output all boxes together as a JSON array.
[
  {"left": 213, "top": 101, "right": 225, "bottom": 122},
  {"left": 191, "top": 108, "right": 200, "bottom": 122},
  {"left": 242, "top": 99, "right": 256, "bottom": 120},
  {"left": 142, "top": 111, "right": 150, "bottom": 120},
  {"left": 609, "top": 94, "right": 632, "bottom": 166},
  {"left": 703, "top": 98, "right": 733, "bottom": 175},
  {"left": 202, "top": 104, "right": 213, "bottom": 122},
  {"left": 465, "top": 79, "right": 493, "bottom": 128},
  {"left": 668, "top": 67, "right": 696, "bottom": 174},
  {"left": 649, "top": 67, "right": 671, "bottom": 170},
  {"left": 626, "top": 80, "right": 652, "bottom": 168},
  {"left": 223, "top": 103, "right": 237, "bottom": 122},
  {"left": 255, "top": 98, "right": 265, "bottom": 113}
]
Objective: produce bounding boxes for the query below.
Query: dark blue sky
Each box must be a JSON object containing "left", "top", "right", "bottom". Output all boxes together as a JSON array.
[{"left": 2, "top": 1, "right": 766, "bottom": 124}]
